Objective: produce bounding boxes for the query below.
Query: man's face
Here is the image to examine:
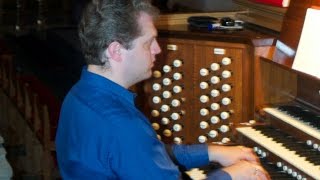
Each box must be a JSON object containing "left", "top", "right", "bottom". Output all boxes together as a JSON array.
[{"left": 121, "top": 12, "right": 161, "bottom": 86}]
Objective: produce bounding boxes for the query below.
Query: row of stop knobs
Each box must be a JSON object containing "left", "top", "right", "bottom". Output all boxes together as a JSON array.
[{"left": 152, "top": 122, "right": 231, "bottom": 144}]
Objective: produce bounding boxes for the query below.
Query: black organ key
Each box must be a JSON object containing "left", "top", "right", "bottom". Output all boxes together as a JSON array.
[
  {"left": 277, "top": 105, "right": 320, "bottom": 129},
  {"left": 261, "top": 161, "right": 293, "bottom": 179},
  {"left": 254, "top": 126, "right": 320, "bottom": 166}
]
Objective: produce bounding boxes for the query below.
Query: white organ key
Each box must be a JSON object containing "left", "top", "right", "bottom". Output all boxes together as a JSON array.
[
  {"left": 185, "top": 168, "right": 207, "bottom": 180},
  {"left": 237, "top": 126, "right": 320, "bottom": 179},
  {"left": 263, "top": 107, "right": 320, "bottom": 140}
]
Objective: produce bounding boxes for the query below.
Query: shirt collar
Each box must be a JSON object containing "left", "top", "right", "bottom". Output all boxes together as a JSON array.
[{"left": 79, "top": 66, "right": 137, "bottom": 106}]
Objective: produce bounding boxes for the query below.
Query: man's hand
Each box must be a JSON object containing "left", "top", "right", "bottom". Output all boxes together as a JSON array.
[
  {"left": 222, "top": 160, "right": 271, "bottom": 180},
  {"left": 208, "top": 145, "right": 270, "bottom": 180},
  {"left": 208, "top": 145, "right": 259, "bottom": 166}
]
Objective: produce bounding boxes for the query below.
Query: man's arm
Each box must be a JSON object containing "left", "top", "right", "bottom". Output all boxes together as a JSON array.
[
  {"left": 166, "top": 144, "right": 231, "bottom": 180},
  {"left": 167, "top": 144, "right": 270, "bottom": 180}
]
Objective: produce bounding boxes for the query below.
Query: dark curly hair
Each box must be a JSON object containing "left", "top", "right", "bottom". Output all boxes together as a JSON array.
[{"left": 79, "top": 0, "right": 159, "bottom": 66}]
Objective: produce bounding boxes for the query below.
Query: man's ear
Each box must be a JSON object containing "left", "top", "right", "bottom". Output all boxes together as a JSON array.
[{"left": 107, "top": 42, "right": 122, "bottom": 62}]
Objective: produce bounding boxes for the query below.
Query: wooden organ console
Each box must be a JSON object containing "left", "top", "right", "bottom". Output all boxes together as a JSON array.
[
  {"left": 135, "top": 0, "right": 320, "bottom": 179},
  {"left": 236, "top": 0, "right": 320, "bottom": 179},
  {"left": 136, "top": 24, "right": 271, "bottom": 142},
  {"left": 141, "top": 37, "right": 254, "bottom": 144}
]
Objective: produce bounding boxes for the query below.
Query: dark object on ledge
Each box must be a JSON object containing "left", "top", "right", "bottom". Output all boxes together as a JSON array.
[
  {"left": 187, "top": 16, "right": 218, "bottom": 28},
  {"left": 220, "top": 17, "right": 235, "bottom": 26}
]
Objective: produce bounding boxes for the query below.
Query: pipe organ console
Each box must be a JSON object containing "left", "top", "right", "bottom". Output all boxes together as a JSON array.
[
  {"left": 135, "top": 0, "right": 320, "bottom": 179},
  {"left": 236, "top": 1, "right": 320, "bottom": 179},
  {"left": 141, "top": 37, "right": 251, "bottom": 144}
]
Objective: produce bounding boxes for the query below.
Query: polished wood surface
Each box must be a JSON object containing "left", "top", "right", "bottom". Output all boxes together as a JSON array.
[
  {"left": 135, "top": 23, "right": 277, "bottom": 144},
  {"left": 279, "top": 0, "right": 320, "bottom": 51},
  {"left": 157, "top": 24, "right": 277, "bottom": 46},
  {"left": 141, "top": 37, "right": 252, "bottom": 144},
  {"left": 238, "top": 1, "right": 320, "bottom": 178}
]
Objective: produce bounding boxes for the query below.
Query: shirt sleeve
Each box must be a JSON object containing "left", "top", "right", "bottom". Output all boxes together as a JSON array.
[
  {"left": 172, "top": 144, "right": 209, "bottom": 169},
  {"left": 171, "top": 144, "right": 232, "bottom": 180},
  {"left": 206, "top": 169, "right": 232, "bottom": 180}
]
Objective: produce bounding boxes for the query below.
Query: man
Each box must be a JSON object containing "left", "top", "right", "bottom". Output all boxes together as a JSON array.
[{"left": 55, "top": 0, "right": 270, "bottom": 179}]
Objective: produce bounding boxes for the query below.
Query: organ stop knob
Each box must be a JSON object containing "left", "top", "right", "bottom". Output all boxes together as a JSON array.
[
  {"left": 152, "top": 83, "right": 161, "bottom": 91},
  {"left": 200, "top": 68, "right": 209, "bottom": 76},
  {"left": 163, "top": 65, "right": 172, "bottom": 73},
  {"left": 221, "top": 57, "right": 232, "bottom": 65},
  {"left": 211, "top": 63, "right": 220, "bottom": 71},
  {"left": 198, "top": 135, "right": 207, "bottom": 143},
  {"left": 173, "top": 85, "right": 183, "bottom": 93},
  {"left": 211, "top": 89, "right": 220, "bottom": 97},
  {"left": 173, "top": 59, "right": 182, "bottom": 67}
]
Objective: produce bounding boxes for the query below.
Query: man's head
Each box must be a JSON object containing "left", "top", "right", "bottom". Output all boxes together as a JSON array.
[{"left": 79, "top": 0, "right": 159, "bottom": 67}]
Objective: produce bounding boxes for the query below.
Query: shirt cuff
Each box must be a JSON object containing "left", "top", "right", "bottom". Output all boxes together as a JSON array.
[
  {"left": 206, "top": 169, "right": 232, "bottom": 180},
  {"left": 172, "top": 144, "right": 209, "bottom": 169}
]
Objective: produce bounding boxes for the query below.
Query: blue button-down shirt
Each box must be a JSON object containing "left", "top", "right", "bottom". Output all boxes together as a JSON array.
[{"left": 55, "top": 67, "right": 231, "bottom": 180}]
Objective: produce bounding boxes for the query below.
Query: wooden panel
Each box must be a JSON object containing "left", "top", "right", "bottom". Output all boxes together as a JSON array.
[
  {"left": 255, "top": 57, "right": 297, "bottom": 111},
  {"left": 279, "top": 0, "right": 320, "bottom": 50},
  {"left": 142, "top": 38, "right": 195, "bottom": 144},
  {"left": 233, "top": 0, "right": 287, "bottom": 31},
  {"left": 140, "top": 38, "right": 252, "bottom": 144},
  {"left": 296, "top": 72, "right": 320, "bottom": 111},
  {"left": 193, "top": 42, "right": 246, "bottom": 143}
]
